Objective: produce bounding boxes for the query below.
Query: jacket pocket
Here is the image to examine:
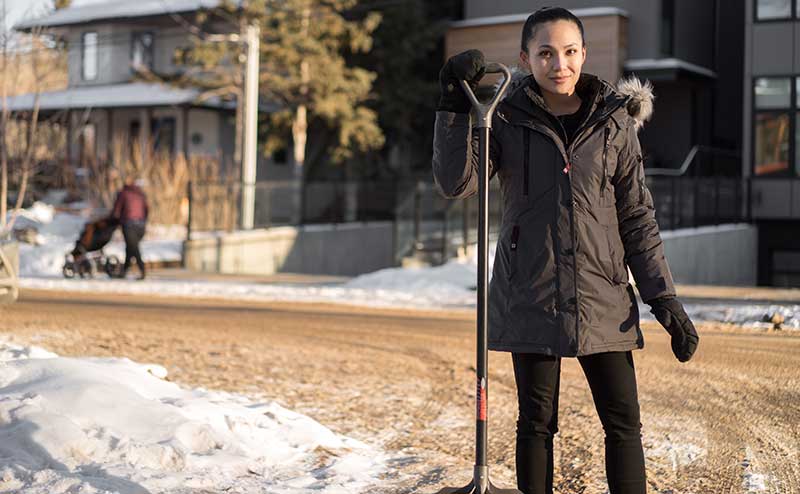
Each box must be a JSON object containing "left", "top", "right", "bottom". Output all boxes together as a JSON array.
[{"left": 593, "top": 205, "right": 627, "bottom": 285}]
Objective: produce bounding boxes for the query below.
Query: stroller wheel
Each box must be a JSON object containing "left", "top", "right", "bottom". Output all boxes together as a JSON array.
[
  {"left": 105, "top": 255, "right": 124, "bottom": 278},
  {"left": 78, "top": 258, "right": 96, "bottom": 279},
  {"left": 62, "top": 262, "right": 76, "bottom": 279}
]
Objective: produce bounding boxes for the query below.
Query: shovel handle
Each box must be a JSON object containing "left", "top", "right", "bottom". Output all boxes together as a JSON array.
[{"left": 459, "top": 62, "right": 512, "bottom": 129}]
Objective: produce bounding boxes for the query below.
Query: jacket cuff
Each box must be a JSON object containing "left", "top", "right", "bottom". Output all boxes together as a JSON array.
[{"left": 628, "top": 251, "right": 676, "bottom": 302}]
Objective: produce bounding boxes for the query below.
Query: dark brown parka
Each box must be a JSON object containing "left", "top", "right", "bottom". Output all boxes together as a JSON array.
[{"left": 432, "top": 73, "right": 675, "bottom": 357}]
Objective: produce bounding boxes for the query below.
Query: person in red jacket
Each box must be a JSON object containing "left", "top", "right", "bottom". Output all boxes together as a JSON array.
[{"left": 111, "top": 177, "right": 149, "bottom": 280}]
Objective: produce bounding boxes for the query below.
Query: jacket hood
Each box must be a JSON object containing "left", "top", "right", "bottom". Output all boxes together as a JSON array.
[
  {"left": 616, "top": 76, "right": 654, "bottom": 129},
  {"left": 496, "top": 69, "right": 655, "bottom": 129}
]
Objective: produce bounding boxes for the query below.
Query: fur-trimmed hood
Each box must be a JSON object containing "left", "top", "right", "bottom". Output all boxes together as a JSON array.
[
  {"left": 497, "top": 69, "right": 655, "bottom": 130},
  {"left": 616, "top": 76, "right": 654, "bottom": 129}
]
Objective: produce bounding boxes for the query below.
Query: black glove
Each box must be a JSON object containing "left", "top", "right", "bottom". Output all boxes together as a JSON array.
[
  {"left": 648, "top": 296, "right": 699, "bottom": 362},
  {"left": 437, "top": 49, "right": 486, "bottom": 113}
]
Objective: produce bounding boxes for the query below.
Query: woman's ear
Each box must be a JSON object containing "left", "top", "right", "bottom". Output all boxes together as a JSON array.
[
  {"left": 519, "top": 50, "right": 530, "bottom": 69},
  {"left": 581, "top": 45, "right": 587, "bottom": 64}
]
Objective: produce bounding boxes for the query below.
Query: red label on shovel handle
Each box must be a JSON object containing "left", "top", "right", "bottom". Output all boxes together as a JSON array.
[{"left": 477, "top": 377, "right": 487, "bottom": 421}]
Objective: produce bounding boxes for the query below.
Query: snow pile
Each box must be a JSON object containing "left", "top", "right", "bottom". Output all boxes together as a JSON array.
[
  {"left": 8, "top": 202, "right": 182, "bottom": 277},
  {"left": 0, "top": 338, "right": 384, "bottom": 494}
]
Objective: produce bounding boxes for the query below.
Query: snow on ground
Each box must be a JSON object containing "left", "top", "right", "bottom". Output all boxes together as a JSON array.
[
  {"left": 9, "top": 202, "right": 798, "bottom": 329},
  {"left": 0, "top": 337, "right": 385, "bottom": 494}
]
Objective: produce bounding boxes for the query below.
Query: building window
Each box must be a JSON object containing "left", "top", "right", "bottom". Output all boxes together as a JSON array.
[
  {"left": 753, "top": 77, "right": 796, "bottom": 176},
  {"left": 151, "top": 117, "right": 176, "bottom": 155},
  {"left": 132, "top": 32, "right": 154, "bottom": 71},
  {"left": 756, "top": 0, "right": 795, "bottom": 20},
  {"left": 755, "top": 77, "right": 791, "bottom": 109},
  {"left": 796, "top": 114, "right": 800, "bottom": 175},
  {"left": 755, "top": 113, "right": 790, "bottom": 175},
  {"left": 82, "top": 32, "right": 98, "bottom": 80}
]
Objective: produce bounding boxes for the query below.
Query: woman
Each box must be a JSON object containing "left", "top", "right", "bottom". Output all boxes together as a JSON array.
[{"left": 432, "top": 7, "right": 699, "bottom": 494}]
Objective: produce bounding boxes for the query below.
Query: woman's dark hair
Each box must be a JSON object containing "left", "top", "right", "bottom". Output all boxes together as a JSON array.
[{"left": 520, "top": 7, "right": 585, "bottom": 52}]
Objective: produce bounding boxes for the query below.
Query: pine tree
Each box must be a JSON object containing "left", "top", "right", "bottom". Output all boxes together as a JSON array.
[{"left": 175, "top": 1, "right": 383, "bottom": 197}]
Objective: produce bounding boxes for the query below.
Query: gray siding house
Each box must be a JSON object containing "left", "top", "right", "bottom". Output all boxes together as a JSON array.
[{"left": 11, "top": 0, "right": 283, "bottom": 179}]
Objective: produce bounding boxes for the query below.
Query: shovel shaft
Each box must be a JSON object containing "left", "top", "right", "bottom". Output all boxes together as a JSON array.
[
  {"left": 475, "top": 127, "right": 490, "bottom": 468},
  {"left": 433, "top": 62, "right": 522, "bottom": 494}
]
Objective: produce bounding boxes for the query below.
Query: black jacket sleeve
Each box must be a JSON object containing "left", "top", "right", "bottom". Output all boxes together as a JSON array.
[
  {"left": 431, "top": 111, "right": 502, "bottom": 199},
  {"left": 613, "top": 122, "right": 676, "bottom": 302}
]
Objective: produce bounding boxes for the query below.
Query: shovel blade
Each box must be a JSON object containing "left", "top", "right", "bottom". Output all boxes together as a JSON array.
[{"left": 434, "top": 480, "right": 523, "bottom": 494}]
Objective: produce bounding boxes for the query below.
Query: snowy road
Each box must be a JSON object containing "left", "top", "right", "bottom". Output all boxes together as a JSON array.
[{"left": 2, "top": 289, "right": 799, "bottom": 494}]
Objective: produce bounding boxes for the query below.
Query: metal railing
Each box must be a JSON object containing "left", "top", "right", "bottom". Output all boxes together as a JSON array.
[
  {"left": 392, "top": 181, "right": 503, "bottom": 265},
  {"left": 187, "top": 180, "right": 407, "bottom": 240},
  {"left": 645, "top": 145, "right": 745, "bottom": 230}
]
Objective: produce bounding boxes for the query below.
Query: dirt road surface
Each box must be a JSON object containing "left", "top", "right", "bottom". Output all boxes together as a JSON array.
[{"left": 2, "top": 289, "right": 798, "bottom": 493}]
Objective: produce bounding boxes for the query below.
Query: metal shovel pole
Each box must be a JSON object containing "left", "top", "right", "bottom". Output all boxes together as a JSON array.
[{"left": 434, "top": 62, "right": 519, "bottom": 494}]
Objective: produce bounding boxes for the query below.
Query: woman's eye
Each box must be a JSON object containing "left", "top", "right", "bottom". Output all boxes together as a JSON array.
[
  {"left": 538, "top": 51, "right": 550, "bottom": 57},
  {"left": 567, "top": 49, "right": 577, "bottom": 55}
]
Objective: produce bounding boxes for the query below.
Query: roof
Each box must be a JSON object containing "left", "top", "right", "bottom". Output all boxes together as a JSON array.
[
  {"left": 4, "top": 82, "right": 234, "bottom": 112},
  {"left": 14, "top": 0, "right": 232, "bottom": 30},
  {"left": 624, "top": 58, "right": 717, "bottom": 80},
  {"left": 449, "top": 7, "right": 629, "bottom": 29}
]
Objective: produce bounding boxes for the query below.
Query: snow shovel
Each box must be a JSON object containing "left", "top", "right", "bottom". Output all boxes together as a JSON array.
[{"left": 433, "top": 63, "right": 520, "bottom": 494}]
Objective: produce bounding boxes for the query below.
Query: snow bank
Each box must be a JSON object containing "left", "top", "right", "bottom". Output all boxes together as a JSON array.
[{"left": 0, "top": 338, "right": 384, "bottom": 494}]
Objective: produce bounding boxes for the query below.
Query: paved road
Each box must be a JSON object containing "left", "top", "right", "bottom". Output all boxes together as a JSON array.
[{"left": 2, "top": 289, "right": 798, "bottom": 493}]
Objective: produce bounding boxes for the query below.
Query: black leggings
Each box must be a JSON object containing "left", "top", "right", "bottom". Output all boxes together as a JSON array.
[
  {"left": 512, "top": 351, "right": 645, "bottom": 494},
  {"left": 122, "top": 221, "right": 146, "bottom": 276}
]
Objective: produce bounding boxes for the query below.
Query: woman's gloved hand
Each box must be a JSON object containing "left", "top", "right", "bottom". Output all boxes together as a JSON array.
[
  {"left": 648, "top": 296, "right": 699, "bottom": 362},
  {"left": 437, "top": 49, "right": 486, "bottom": 113}
]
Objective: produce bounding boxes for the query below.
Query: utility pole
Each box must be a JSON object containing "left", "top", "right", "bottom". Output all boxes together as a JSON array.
[{"left": 240, "top": 22, "right": 260, "bottom": 230}]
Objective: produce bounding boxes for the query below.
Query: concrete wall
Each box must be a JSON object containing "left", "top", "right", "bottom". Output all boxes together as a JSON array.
[
  {"left": 659, "top": 224, "right": 758, "bottom": 286},
  {"left": 183, "top": 223, "right": 395, "bottom": 277}
]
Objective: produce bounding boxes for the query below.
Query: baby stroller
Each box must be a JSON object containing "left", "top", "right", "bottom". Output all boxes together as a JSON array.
[{"left": 63, "top": 217, "right": 125, "bottom": 279}]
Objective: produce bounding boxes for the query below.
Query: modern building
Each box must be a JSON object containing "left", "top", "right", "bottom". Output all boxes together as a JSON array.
[
  {"left": 443, "top": 1, "right": 800, "bottom": 286},
  {"left": 446, "top": 0, "right": 744, "bottom": 175},
  {"left": 745, "top": 0, "right": 800, "bottom": 286}
]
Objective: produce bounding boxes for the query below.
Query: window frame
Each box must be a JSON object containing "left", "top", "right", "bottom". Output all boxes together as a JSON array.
[
  {"left": 81, "top": 31, "right": 98, "bottom": 81},
  {"left": 752, "top": 75, "right": 797, "bottom": 177},
  {"left": 754, "top": 0, "right": 798, "bottom": 22},
  {"left": 131, "top": 31, "right": 155, "bottom": 72}
]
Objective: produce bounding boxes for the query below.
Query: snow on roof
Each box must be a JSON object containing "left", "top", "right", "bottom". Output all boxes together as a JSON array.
[
  {"left": 624, "top": 58, "right": 717, "bottom": 79},
  {"left": 449, "top": 7, "right": 629, "bottom": 29},
  {"left": 14, "top": 0, "right": 230, "bottom": 30},
  {"left": 4, "top": 82, "right": 230, "bottom": 112}
]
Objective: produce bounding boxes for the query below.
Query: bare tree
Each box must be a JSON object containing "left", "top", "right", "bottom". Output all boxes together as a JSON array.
[{"left": 1, "top": 27, "right": 56, "bottom": 234}]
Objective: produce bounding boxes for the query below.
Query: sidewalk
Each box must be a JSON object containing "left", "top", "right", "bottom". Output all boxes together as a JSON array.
[
  {"left": 675, "top": 284, "right": 800, "bottom": 304},
  {"left": 150, "top": 267, "right": 799, "bottom": 304},
  {"left": 144, "top": 268, "right": 352, "bottom": 286}
]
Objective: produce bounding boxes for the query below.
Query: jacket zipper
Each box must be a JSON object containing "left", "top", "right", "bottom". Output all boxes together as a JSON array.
[
  {"left": 510, "top": 225, "right": 520, "bottom": 250},
  {"left": 523, "top": 131, "right": 530, "bottom": 195},
  {"left": 600, "top": 126, "right": 610, "bottom": 196}
]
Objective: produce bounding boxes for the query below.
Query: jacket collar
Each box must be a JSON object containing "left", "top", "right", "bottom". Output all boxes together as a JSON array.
[{"left": 501, "top": 72, "right": 628, "bottom": 130}]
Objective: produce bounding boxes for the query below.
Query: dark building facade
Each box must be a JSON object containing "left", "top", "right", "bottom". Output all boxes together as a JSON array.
[{"left": 745, "top": 0, "right": 800, "bottom": 286}]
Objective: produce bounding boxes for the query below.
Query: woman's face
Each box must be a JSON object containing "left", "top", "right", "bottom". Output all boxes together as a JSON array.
[{"left": 520, "top": 20, "right": 586, "bottom": 96}]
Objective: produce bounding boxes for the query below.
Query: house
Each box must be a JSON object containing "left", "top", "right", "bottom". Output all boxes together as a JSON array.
[{"left": 10, "top": 0, "right": 284, "bottom": 180}]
